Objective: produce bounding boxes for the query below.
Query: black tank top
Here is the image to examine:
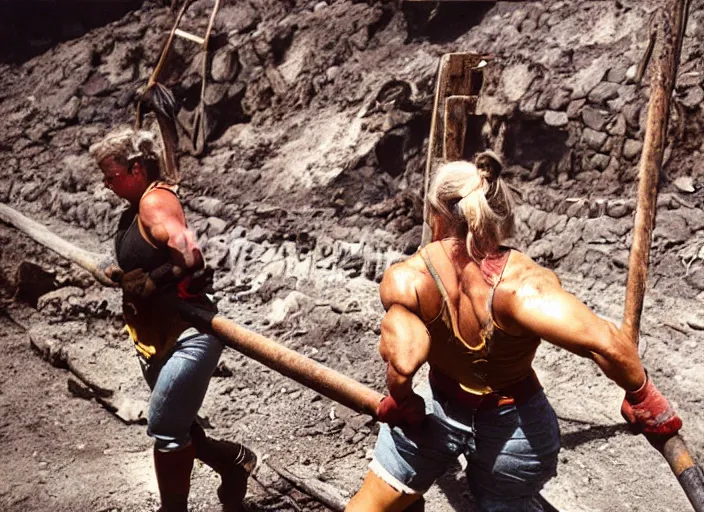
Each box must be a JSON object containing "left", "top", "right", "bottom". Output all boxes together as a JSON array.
[{"left": 114, "top": 184, "right": 175, "bottom": 272}]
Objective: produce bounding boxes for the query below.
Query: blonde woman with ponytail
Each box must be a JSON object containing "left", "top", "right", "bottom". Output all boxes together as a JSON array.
[{"left": 347, "top": 152, "right": 681, "bottom": 512}]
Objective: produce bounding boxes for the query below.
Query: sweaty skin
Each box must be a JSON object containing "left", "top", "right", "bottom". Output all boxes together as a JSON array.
[
  {"left": 497, "top": 251, "right": 645, "bottom": 391},
  {"left": 138, "top": 189, "right": 203, "bottom": 271},
  {"left": 379, "top": 238, "right": 646, "bottom": 403}
]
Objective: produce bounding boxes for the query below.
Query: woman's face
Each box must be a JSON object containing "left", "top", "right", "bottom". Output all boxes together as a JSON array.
[{"left": 99, "top": 157, "right": 149, "bottom": 203}]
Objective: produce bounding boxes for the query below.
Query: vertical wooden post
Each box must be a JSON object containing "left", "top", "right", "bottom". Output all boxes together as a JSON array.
[
  {"left": 621, "top": 1, "right": 703, "bottom": 509},
  {"left": 623, "top": 0, "right": 687, "bottom": 345},
  {"left": 421, "top": 53, "right": 488, "bottom": 246},
  {"left": 443, "top": 95, "right": 478, "bottom": 161}
]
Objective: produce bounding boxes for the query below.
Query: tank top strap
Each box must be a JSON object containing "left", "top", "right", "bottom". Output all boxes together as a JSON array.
[
  {"left": 145, "top": 181, "right": 179, "bottom": 197},
  {"left": 421, "top": 248, "right": 452, "bottom": 308},
  {"left": 420, "top": 247, "right": 470, "bottom": 345},
  {"left": 482, "top": 250, "right": 511, "bottom": 330}
]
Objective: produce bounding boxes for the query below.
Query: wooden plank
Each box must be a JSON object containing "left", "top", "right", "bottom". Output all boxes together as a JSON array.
[
  {"left": 174, "top": 29, "right": 205, "bottom": 46},
  {"left": 421, "top": 53, "right": 490, "bottom": 246},
  {"left": 429, "top": 54, "right": 484, "bottom": 160},
  {"left": 443, "top": 95, "right": 478, "bottom": 161}
]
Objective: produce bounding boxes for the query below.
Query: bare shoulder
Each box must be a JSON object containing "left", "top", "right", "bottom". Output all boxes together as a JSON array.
[
  {"left": 139, "top": 188, "right": 184, "bottom": 224},
  {"left": 380, "top": 253, "right": 429, "bottom": 313},
  {"left": 492, "top": 251, "right": 565, "bottom": 333},
  {"left": 501, "top": 250, "right": 562, "bottom": 298},
  {"left": 140, "top": 187, "right": 181, "bottom": 211}
]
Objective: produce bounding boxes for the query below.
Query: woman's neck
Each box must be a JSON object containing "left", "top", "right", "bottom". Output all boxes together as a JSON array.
[{"left": 439, "top": 237, "right": 470, "bottom": 265}]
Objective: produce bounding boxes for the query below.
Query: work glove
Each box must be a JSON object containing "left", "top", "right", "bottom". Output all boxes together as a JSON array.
[
  {"left": 100, "top": 262, "right": 123, "bottom": 288},
  {"left": 377, "top": 393, "right": 426, "bottom": 427},
  {"left": 176, "top": 266, "right": 214, "bottom": 299},
  {"left": 119, "top": 268, "right": 159, "bottom": 298},
  {"left": 111, "top": 263, "right": 181, "bottom": 298},
  {"left": 621, "top": 376, "right": 683, "bottom": 437},
  {"left": 110, "top": 262, "right": 212, "bottom": 299}
]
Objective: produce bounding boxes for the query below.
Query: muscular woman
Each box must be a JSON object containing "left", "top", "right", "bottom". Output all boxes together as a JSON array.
[
  {"left": 347, "top": 153, "right": 681, "bottom": 512},
  {"left": 90, "top": 128, "right": 255, "bottom": 512}
]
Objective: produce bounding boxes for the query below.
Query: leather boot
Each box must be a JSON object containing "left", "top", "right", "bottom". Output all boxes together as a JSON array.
[
  {"left": 153, "top": 442, "right": 196, "bottom": 512},
  {"left": 190, "top": 423, "right": 257, "bottom": 511}
]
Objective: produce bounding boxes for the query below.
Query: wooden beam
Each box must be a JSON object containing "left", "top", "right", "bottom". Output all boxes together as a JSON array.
[
  {"left": 421, "top": 53, "right": 490, "bottom": 246},
  {"left": 0, "top": 204, "right": 385, "bottom": 420},
  {"left": 443, "top": 95, "right": 478, "bottom": 161}
]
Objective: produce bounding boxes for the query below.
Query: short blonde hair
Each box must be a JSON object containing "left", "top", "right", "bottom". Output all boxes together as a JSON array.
[
  {"left": 428, "top": 151, "right": 515, "bottom": 261},
  {"left": 89, "top": 127, "right": 166, "bottom": 181}
]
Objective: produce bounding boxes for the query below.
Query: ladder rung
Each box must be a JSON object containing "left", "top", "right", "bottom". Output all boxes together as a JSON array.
[{"left": 174, "top": 29, "right": 205, "bottom": 46}]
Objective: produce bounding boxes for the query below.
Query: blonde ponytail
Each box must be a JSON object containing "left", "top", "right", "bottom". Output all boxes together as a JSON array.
[{"left": 428, "top": 152, "right": 515, "bottom": 261}]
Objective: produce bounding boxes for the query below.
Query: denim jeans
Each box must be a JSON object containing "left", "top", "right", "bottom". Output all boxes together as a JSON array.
[
  {"left": 370, "top": 380, "right": 560, "bottom": 512},
  {"left": 140, "top": 328, "right": 224, "bottom": 451}
]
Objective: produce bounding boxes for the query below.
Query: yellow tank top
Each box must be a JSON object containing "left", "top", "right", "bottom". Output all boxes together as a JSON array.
[{"left": 421, "top": 247, "right": 541, "bottom": 395}]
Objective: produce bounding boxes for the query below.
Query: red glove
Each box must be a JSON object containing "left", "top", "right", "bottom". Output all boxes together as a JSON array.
[
  {"left": 176, "top": 267, "right": 214, "bottom": 299},
  {"left": 376, "top": 393, "right": 426, "bottom": 427},
  {"left": 621, "top": 376, "right": 682, "bottom": 436}
]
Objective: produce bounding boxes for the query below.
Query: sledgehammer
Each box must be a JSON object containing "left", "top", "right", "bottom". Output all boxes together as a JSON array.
[{"left": 0, "top": 203, "right": 385, "bottom": 419}]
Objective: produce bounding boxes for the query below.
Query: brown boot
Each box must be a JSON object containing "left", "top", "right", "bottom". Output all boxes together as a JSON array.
[
  {"left": 190, "top": 423, "right": 257, "bottom": 511},
  {"left": 153, "top": 442, "right": 196, "bottom": 512}
]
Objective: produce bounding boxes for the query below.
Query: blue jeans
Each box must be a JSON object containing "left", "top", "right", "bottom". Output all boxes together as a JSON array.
[
  {"left": 140, "top": 328, "right": 224, "bottom": 451},
  {"left": 371, "top": 380, "right": 560, "bottom": 512}
]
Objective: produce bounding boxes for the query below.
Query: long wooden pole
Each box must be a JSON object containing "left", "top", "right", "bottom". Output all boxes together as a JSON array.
[
  {"left": 421, "top": 56, "right": 447, "bottom": 247},
  {"left": 0, "top": 203, "right": 384, "bottom": 418},
  {"left": 623, "top": 0, "right": 687, "bottom": 345},
  {"left": 621, "top": 1, "right": 704, "bottom": 509},
  {"left": 174, "top": 302, "right": 384, "bottom": 417},
  {"left": 0, "top": 204, "right": 114, "bottom": 287}
]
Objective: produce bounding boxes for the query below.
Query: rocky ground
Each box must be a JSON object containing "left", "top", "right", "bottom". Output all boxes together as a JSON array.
[{"left": 1, "top": 0, "right": 704, "bottom": 511}]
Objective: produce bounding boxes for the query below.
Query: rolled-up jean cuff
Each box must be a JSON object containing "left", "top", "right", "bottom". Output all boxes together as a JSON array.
[{"left": 369, "top": 458, "right": 422, "bottom": 495}]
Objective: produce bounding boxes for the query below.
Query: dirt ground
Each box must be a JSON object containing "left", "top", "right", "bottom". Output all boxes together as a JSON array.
[{"left": 1, "top": 0, "right": 704, "bottom": 511}]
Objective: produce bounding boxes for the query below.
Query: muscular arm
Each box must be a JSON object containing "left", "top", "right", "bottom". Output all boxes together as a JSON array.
[
  {"left": 504, "top": 267, "right": 646, "bottom": 392},
  {"left": 378, "top": 264, "right": 431, "bottom": 402},
  {"left": 138, "top": 190, "right": 203, "bottom": 271}
]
